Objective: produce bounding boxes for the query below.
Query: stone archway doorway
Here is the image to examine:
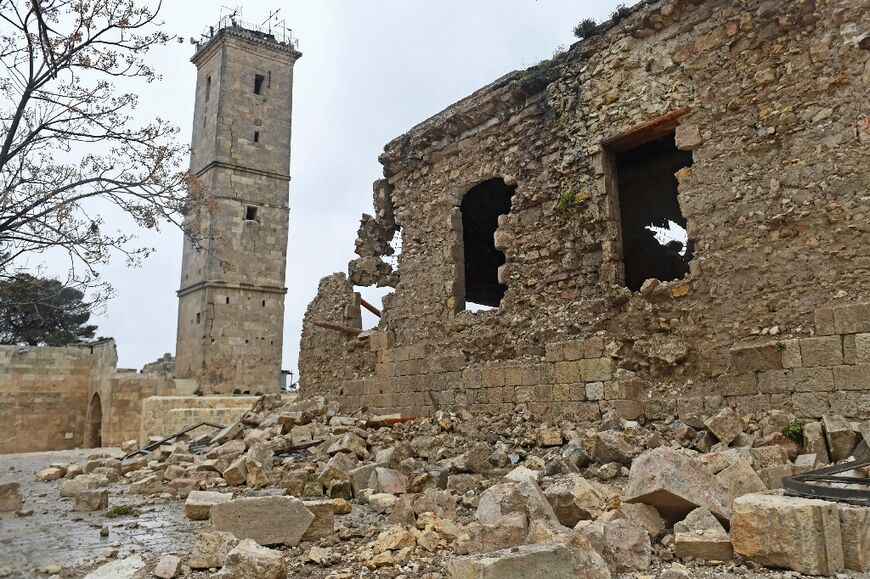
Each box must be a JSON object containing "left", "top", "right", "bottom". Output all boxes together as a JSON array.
[{"left": 85, "top": 393, "right": 102, "bottom": 448}]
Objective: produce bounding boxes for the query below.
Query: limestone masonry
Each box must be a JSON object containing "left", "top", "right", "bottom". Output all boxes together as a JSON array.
[
  {"left": 176, "top": 24, "right": 301, "bottom": 395},
  {"left": 300, "top": 0, "right": 869, "bottom": 421}
]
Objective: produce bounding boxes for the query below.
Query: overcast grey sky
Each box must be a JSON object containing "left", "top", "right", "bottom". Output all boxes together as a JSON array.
[{"left": 68, "top": 0, "right": 624, "bottom": 376}]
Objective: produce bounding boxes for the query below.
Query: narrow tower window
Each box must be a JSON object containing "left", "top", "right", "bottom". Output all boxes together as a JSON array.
[
  {"left": 225, "top": 296, "right": 230, "bottom": 304},
  {"left": 245, "top": 206, "right": 258, "bottom": 221},
  {"left": 460, "top": 178, "right": 516, "bottom": 309},
  {"left": 253, "top": 131, "right": 260, "bottom": 143},
  {"left": 254, "top": 74, "right": 265, "bottom": 95},
  {"left": 205, "top": 75, "right": 211, "bottom": 101}
]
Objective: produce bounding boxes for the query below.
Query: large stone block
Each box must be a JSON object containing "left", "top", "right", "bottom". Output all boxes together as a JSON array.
[
  {"left": 731, "top": 493, "right": 844, "bottom": 575},
  {"left": 0, "top": 482, "right": 22, "bottom": 512},
  {"left": 624, "top": 447, "right": 731, "bottom": 525},
  {"left": 799, "top": 336, "right": 843, "bottom": 367},
  {"left": 210, "top": 496, "right": 314, "bottom": 546},
  {"left": 185, "top": 490, "right": 233, "bottom": 521},
  {"left": 447, "top": 543, "right": 604, "bottom": 579},
  {"left": 833, "top": 303, "right": 870, "bottom": 334}
]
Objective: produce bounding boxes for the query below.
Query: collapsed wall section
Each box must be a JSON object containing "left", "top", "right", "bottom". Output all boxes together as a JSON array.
[{"left": 300, "top": 0, "right": 869, "bottom": 420}]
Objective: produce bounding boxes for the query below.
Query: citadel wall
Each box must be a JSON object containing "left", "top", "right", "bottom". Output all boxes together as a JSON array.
[{"left": 300, "top": 0, "right": 870, "bottom": 421}]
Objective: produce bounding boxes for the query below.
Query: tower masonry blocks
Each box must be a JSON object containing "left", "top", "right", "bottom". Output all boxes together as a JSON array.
[{"left": 176, "top": 25, "right": 301, "bottom": 394}]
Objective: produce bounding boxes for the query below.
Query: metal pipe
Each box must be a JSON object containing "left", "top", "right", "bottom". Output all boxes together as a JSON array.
[
  {"left": 359, "top": 297, "right": 382, "bottom": 318},
  {"left": 312, "top": 319, "right": 360, "bottom": 336}
]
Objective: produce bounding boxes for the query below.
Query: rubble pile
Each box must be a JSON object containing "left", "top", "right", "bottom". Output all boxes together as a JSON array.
[{"left": 48, "top": 395, "right": 869, "bottom": 577}]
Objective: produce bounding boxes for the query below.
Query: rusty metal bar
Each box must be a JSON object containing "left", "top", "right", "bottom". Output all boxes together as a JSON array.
[
  {"left": 359, "top": 297, "right": 382, "bottom": 318},
  {"left": 122, "top": 421, "right": 226, "bottom": 460},
  {"left": 312, "top": 319, "right": 360, "bottom": 336},
  {"left": 783, "top": 457, "right": 870, "bottom": 506}
]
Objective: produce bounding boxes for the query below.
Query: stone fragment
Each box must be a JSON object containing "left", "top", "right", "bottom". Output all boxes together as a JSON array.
[
  {"left": 823, "top": 415, "right": 858, "bottom": 461},
  {"left": 704, "top": 407, "right": 743, "bottom": 445},
  {"left": 327, "top": 432, "right": 367, "bottom": 458},
  {"left": 211, "top": 422, "right": 243, "bottom": 446},
  {"left": 731, "top": 493, "right": 844, "bottom": 575},
  {"left": 598, "top": 502, "right": 666, "bottom": 541},
  {"left": 716, "top": 458, "right": 767, "bottom": 501},
  {"left": 750, "top": 445, "right": 789, "bottom": 469},
  {"left": 525, "top": 520, "right": 611, "bottom": 579},
  {"left": 244, "top": 444, "right": 273, "bottom": 489},
  {"left": 543, "top": 474, "right": 612, "bottom": 527},
  {"left": 624, "top": 447, "right": 731, "bottom": 525},
  {"left": 368, "top": 467, "right": 408, "bottom": 494},
  {"left": 369, "top": 492, "right": 399, "bottom": 513},
  {"left": 803, "top": 420, "right": 831, "bottom": 464},
  {"left": 74, "top": 489, "right": 108, "bottom": 512},
  {"left": 216, "top": 539, "right": 286, "bottom": 579},
  {"left": 211, "top": 496, "right": 315, "bottom": 546},
  {"left": 674, "top": 507, "right": 733, "bottom": 561},
  {"left": 448, "top": 443, "right": 492, "bottom": 474},
  {"left": 318, "top": 452, "right": 356, "bottom": 489},
  {"left": 83, "top": 555, "right": 145, "bottom": 579},
  {"left": 574, "top": 519, "right": 651, "bottom": 572},
  {"left": 184, "top": 490, "right": 233, "bottom": 520},
  {"left": 348, "top": 462, "right": 387, "bottom": 495},
  {"left": 838, "top": 503, "right": 870, "bottom": 572},
  {"left": 757, "top": 463, "right": 796, "bottom": 489},
  {"left": 504, "top": 466, "right": 540, "bottom": 484},
  {"left": 59, "top": 474, "right": 108, "bottom": 498},
  {"left": 447, "top": 543, "right": 604, "bottom": 579},
  {"left": 130, "top": 474, "right": 163, "bottom": 495},
  {"left": 152, "top": 554, "right": 182, "bottom": 579},
  {"left": 36, "top": 467, "right": 65, "bottom": 482},
  {"left": 301, "top": 500, "right": 335, "bottom": 541},
  {"left": 223, "top": 455, "right": 247, "bottom": 486},
  {"left": 476, "top": 479, "right": 558, "bottom": 528},
  {"left": 592, "top": 431, "right": 636, "bottom": 466},
  {"left": 189, "top": 530, "right": 239, "bottom": 569},
  {"left": 0, "top": 482, "right": 22, "bottom": 512},
  {"left": 371, "top": 525, "right": 418, "bottom": 552}
]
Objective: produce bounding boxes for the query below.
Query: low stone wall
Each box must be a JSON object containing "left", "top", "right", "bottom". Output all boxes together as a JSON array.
[
  {"left": 317, "top": 302, "right": 870, "bottom": 422},
  {"left": 138, "top": 396, "right": 258, "bottom": 443},
  {"left": 0, "top": 342, "right": 115, "bottom": 453}
]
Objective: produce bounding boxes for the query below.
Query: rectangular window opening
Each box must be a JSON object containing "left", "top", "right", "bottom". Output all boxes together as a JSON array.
[
  {"left": 205, "top": 75, "right": 211, "bottom": 102},
  {"left": 245, "top": 206, "right": 258, "bottom": 221},
  {"left": 253, "top": 131, "right": 260, "bottom": 143},
  {"left": 254, "top": 73, "right": 265, "bottom": 95},
  {"left": 196, "top": 313, "right": 201, "bottom": 324},
  {"left": 611, "top": 132, "right": 694, "bottom": 292},
  {"left": 225, "top": 297, "right": 230, "bottom": 304}
]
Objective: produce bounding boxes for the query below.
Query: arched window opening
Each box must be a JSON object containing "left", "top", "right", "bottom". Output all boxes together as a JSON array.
[
  {"left": 460, "top": 178, "right": 516, "bottom": 309},
  {"left": 85, "top": 393, "right": 102, "bottom": 448}
]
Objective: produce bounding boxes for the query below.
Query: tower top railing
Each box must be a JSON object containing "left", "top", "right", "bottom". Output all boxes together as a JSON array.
[{"left": 194, "top": 15, "right": 300, "bottom": 54}]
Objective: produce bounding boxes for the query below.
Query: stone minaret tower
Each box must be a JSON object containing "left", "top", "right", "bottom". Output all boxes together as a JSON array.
[{"left": 175, "top": 22, "right": 301, "bottom": 394}]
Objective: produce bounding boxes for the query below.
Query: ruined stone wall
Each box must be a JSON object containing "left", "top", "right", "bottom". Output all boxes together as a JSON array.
[
  {"left": 301, "top": 0, "right": 869, "bottom": 421},
  {"left": 0, "top": 342, "right": 114, "bottom": 453},
  {"left": 138, "top": 396, "right": 259, "bottom": 444}
]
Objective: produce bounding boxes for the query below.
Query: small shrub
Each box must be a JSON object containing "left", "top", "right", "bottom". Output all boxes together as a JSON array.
[
  {"left": 573, "top": 18, "right": 598, "bottom": 39},
  {"left": 106, "top": 505, "right": 136, "bottom": 518},
  {"left": 556, "top": 189, "right": 578, "bottom": 215},
  {"left": 193, "top": 388, "right": 203, "bottom": 397},
  {"left": 781, "top": 419, "right": 804, "bottom": 444},
  {"left": 775, "top": 342, "right": 786, "bottom": 352},
  {"left": 611, "top": 4, "right": 631, "bottom": 23}
]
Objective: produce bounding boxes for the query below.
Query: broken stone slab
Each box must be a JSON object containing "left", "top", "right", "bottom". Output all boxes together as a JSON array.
[
  {"left": 447, "top": 543, "right": 606, "bottom": 579},
  {"left": 0, "top": 482, "right": 22, "bottom": 512},
  {"left": 326, "top": 432, "right": 367, "bottom": 458},
  {"left": 74, "top": 489, "right": 108, "bottom": 512},
  {"left": 244, "top": 444, "right": 273, "bottom": 489},
  {"left": 368, "top": 492, "right": 399, "bottom": 513},
  {"left": 129, "top": 474, "right": 163, "bottom": 495},
  {"left": 211, "top": 422, "right": 243, "bottom": 446},
  {"left": 223, "top": 455, "right": 247, "bottom": 486},
  {"left": 301, "top": 500, "right": 335, "bottom": 541},
  {"left": 757, "top": 463, "right": 796, "bottom": 490},
  {"left": 623, "top": 447, "right": 732, "bottom": 525},
  {"left": 460, "top": 516, "right": 527, "bottom": 553},
  {"left": 152, "top": 554, "right": 182, "bottom": 579},
  {"left": 215, "top": 538, "right": 287, "bottom": 579},
  {"left": 802, "top": 420, "right": 831, "bottom": 464},
  {"left": 543, "top": 474, "right": 613, "bottom": 527},
  {"left": 348, "top": 461, "right": 387, "bottom": 495},
  {"left": 211, "top": 496, "right": 314, "bottom": 546},
  {"left": 525, "top": 519, "right": 611, "bottom": 579},
  {"left": 184, "top": 490, "right": 233, "bottom": 520},
  {"left": 574, "top": 518, "right": 651, "bottom": 572},
  {"left": 674, "top": 507, "right": 733, "bottom": 561},
  {"left": 731, "top": 493, "right": 844, "bottom": 575},
  {"left": 190, "top": 530, "right": 239, "bottom": 569},
  {"left": 318, "top": 451, "right": 357, "bottom": 489},
  {"left": 704, "top": 407, "right": 743, "bottom": 446},
  {"left": 823, "top": 415, "right": 858, "bottom": 461}
]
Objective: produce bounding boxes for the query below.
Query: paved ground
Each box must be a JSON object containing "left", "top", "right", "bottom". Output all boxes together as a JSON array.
[{"left": 0, "top": 448, "right": 204, "bottom": 578}]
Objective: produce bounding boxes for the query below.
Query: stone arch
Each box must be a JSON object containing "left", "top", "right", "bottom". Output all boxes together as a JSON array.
[{"left": 85, "top": 392, "right": 102, "bottom": 448}]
